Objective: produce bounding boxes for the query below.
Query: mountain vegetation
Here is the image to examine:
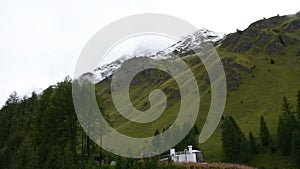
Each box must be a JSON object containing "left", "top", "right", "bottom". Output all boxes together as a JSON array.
[{"left": 1, "top": 12, "right": 300, "bottom": 168}]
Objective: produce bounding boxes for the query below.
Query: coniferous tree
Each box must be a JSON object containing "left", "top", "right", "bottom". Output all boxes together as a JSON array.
[
  {"left": 175, "top": 125, "right": 200, "bottom": 151},
  {"left": 73, "top": 76, "right": 96, "bottom": 159},
  {"left": 277, "top": 97, "right": 297, "bottom": 155},
  {"left": 43, "top": 145, "right": 61, "bottom": 169},
  {"left": 260, "top": 116, "right": 272, "bottom": 147},
  {"left": 289, "top": 114, "right": 299, "bottom": 132},
  {"left": 0, "top": 101, "right": 15, "bottom": 168},
  {"left": 115, "top": 156, "right": 128, "bottom": 169},
  {"left": 44, "top": 144, "right": 76, "bottom": 169},
  {"left": 297, "top": 90, "right": 300, "bottom": 121},
  {"left": 249, "top": 132, "right": 258, "bottom": 154},
  {"left": 61, "top": 144, "right": 77, "bottom": 169},
  {"left": 0, "top": 92, "right": 27, "bottom": 168},
  {"left": 5, "top": 91, "right": 20, "bottom": 105},
  {"left": 282, "top": 96, "right": 292, "bottom": 117},
  {"left": 278, "top": 116, "right": 293, "bottom": 155},
  {"left": 34, "top": 86, "right": 54, "bottom": 163},
  {"left": 190, "top": 125, "right": 200, "bottom": 148},
  {"left": 292, "top": 130, "right": 300, "bottom": 168},
  {"left": 0, "top": 77, "right": 83, "bottom": 169},
  {"left": 278, "top": 116, "right": 286, "bottom": 154},
  {"left": 43, "top": 78, "right": 77, "bottom": 161},
  {"left": 86, "top": 157, "right": 97, "bottom": 169},
  {"left": 12, "top": 137, "right": 38, "bottom": 169},
  {"left": 221, "top": 116, "right": 250, "bottom": 163}
]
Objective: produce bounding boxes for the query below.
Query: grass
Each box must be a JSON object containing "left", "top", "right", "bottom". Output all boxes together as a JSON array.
[
  {"left": 94, "top": 14, "right": 300, "bottom": 168},
  {"left": 249, "top": 153, "right": 294, "bottom": 169}
]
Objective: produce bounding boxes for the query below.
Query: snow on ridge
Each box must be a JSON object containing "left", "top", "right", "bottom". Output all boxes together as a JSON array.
[
  {"left": 92, "top": 28, "right": 225, "bottom": 83},
  {"left": 153, "top": 28, "right": 225, "bottom": 58},
  {"left": 93, "top": 61, "right": 122, "bottom": 83}
]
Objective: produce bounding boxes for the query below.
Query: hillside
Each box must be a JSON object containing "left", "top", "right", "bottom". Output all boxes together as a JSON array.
[
  {"left": 0, "top": 12, "right": 300, "bottom": 169},
  {"left": 95, "top": 12, "right": 300, "bottom": 168}
]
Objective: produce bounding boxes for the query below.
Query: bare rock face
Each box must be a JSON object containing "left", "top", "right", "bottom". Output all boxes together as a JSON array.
[
  {"left": 281, "top": 35, "right": 300, "bottom": 46},
  {"left": 254, "top": 32, "right": 272, "bottom": 47},
  {"left": 284, "top": 19, "right": 300, "bottom": 33},
  {"left": 234, "top": 42, "right": 253, "bottom": 53},
  {"left": 266, "top": 41, "right": 285, "bottom": 55},
  {"left": 242, "top": 28, "right": 260, "bottom": 39},
  {"left": 220, "top": 12, "right": 300, "bottom": 56},
  {"left": 220, "top": 34, "right": 241, "bottom": 49}
]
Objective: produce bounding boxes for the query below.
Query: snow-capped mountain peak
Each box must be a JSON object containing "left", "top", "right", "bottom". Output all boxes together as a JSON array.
[
  {"left": 92, "top": 28, "right": 225, "bottom": 83},
  {"left": 153, "top": 28, "right": 225, "bottom": 58}
]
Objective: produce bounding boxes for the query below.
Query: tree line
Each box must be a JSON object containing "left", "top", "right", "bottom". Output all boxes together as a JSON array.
[
  {"left": 0, "top": 77, "right": 202, "bottom": 169},
  {"left": 2, "top": 76, "right": 299, "bottom": 168},
  {"left": 221, "top": 90, "right": 300, "bottom": 168}
]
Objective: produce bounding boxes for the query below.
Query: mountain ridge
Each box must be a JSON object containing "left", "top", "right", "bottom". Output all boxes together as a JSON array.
[
  {"left": 94, "top": 12, "right": 300, "bottom": 168},
  {"left": 92, "top": 28, "right": 225, "bottom": 83},
  {"left": 1, "top": 11, "right": 300, "bottom": 169}
]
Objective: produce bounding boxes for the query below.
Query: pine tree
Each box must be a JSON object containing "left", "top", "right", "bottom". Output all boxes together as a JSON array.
[
  {"left": 175, "top": 124, "right": 200, "bottom": 151},
  {"left": 289, "top": 114, "right": 299, "bottom": 132},
  {"left": 282, "top": 96, "right": 292, "bottom": 117},
  {"left": 34, "top": 86, "right": 54, "bottom": 163},
  {"left": 41, "top": 78, "right": 77, "bottom": 161},
  {"left": 249, "top": 132, "right": 258, "bottom": 154},
  {"left": 13, "top": 137, "right": 38, "bottom": 169},
  {"left": 277, "top": 97, "right": 297, "bottom": 155},
  {"left": 61, "top": 144, "right": 77, "bottom": 169},
  {"left": 43, "top": 146, "right": 61, "bottom": 169},
  {"left": 278, "top": 116, "right": 293, "bottom": 155},
  {"left": 44, "top": 145, "right": 76, "bottom": 169},
  {"left": 115, "top": 156, "right": 128, "bottom": 169},
  {"left": 292, "top": 130, "right": 300, "bottom": 168},
  {"left": 277, "top": 116, "right": 285, "bottom": 153},
  {"left": 221, "top": 116, "right": 250, "bottom": 163},
  {"left": 5, "top": 91, "right": 19, "bottom": 105},
  {"left": 86, "top": 157, "right": 96, "bottom": 169},
  {"left": 297, "top": 90, "right": 300, "bottom": 121},
  {"left": 260, "top": 116, "right": 272, "bottom": 147}
]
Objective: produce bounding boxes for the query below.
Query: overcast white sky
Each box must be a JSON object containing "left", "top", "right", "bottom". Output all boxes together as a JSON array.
[{"left": 0, "top": 0, "right": 299, "bottom": 107}]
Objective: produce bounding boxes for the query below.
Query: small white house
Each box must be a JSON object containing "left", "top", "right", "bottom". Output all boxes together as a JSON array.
[{"left": 169, "top": 145, "right": 203, "bottom": 163}]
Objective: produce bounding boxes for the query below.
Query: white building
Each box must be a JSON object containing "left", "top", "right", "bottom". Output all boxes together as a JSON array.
[{"left": 169, "top": 145, "right": 203, "bottom": 163}]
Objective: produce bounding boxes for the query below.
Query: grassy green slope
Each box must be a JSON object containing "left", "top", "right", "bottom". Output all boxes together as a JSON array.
[
  {"left": 201, "top": 50, "right": 300, "bottom": 166},
  {"left": 200, "top": 14, "right": 300, "bottom": 168},
  {"left": 95, "top": 13, "right": 300, "bottom": 168}
]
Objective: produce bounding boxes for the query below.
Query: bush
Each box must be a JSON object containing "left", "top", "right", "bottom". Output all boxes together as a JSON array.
[{"left": 270, "top": 59, "right": 275, "bottom": 64}]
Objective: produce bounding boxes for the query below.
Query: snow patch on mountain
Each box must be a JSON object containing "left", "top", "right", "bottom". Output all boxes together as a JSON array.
[
  {"left": 153, "top": 29, "right": 225, "bottom": 59},
  {"left": 92, "top": 29, "right": 225, "bottom": 83}
]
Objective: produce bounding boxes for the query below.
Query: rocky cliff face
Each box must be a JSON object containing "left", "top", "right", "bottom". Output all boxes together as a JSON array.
[{"left": 221, "top": 13, "right": 300, "bottom": 55}]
